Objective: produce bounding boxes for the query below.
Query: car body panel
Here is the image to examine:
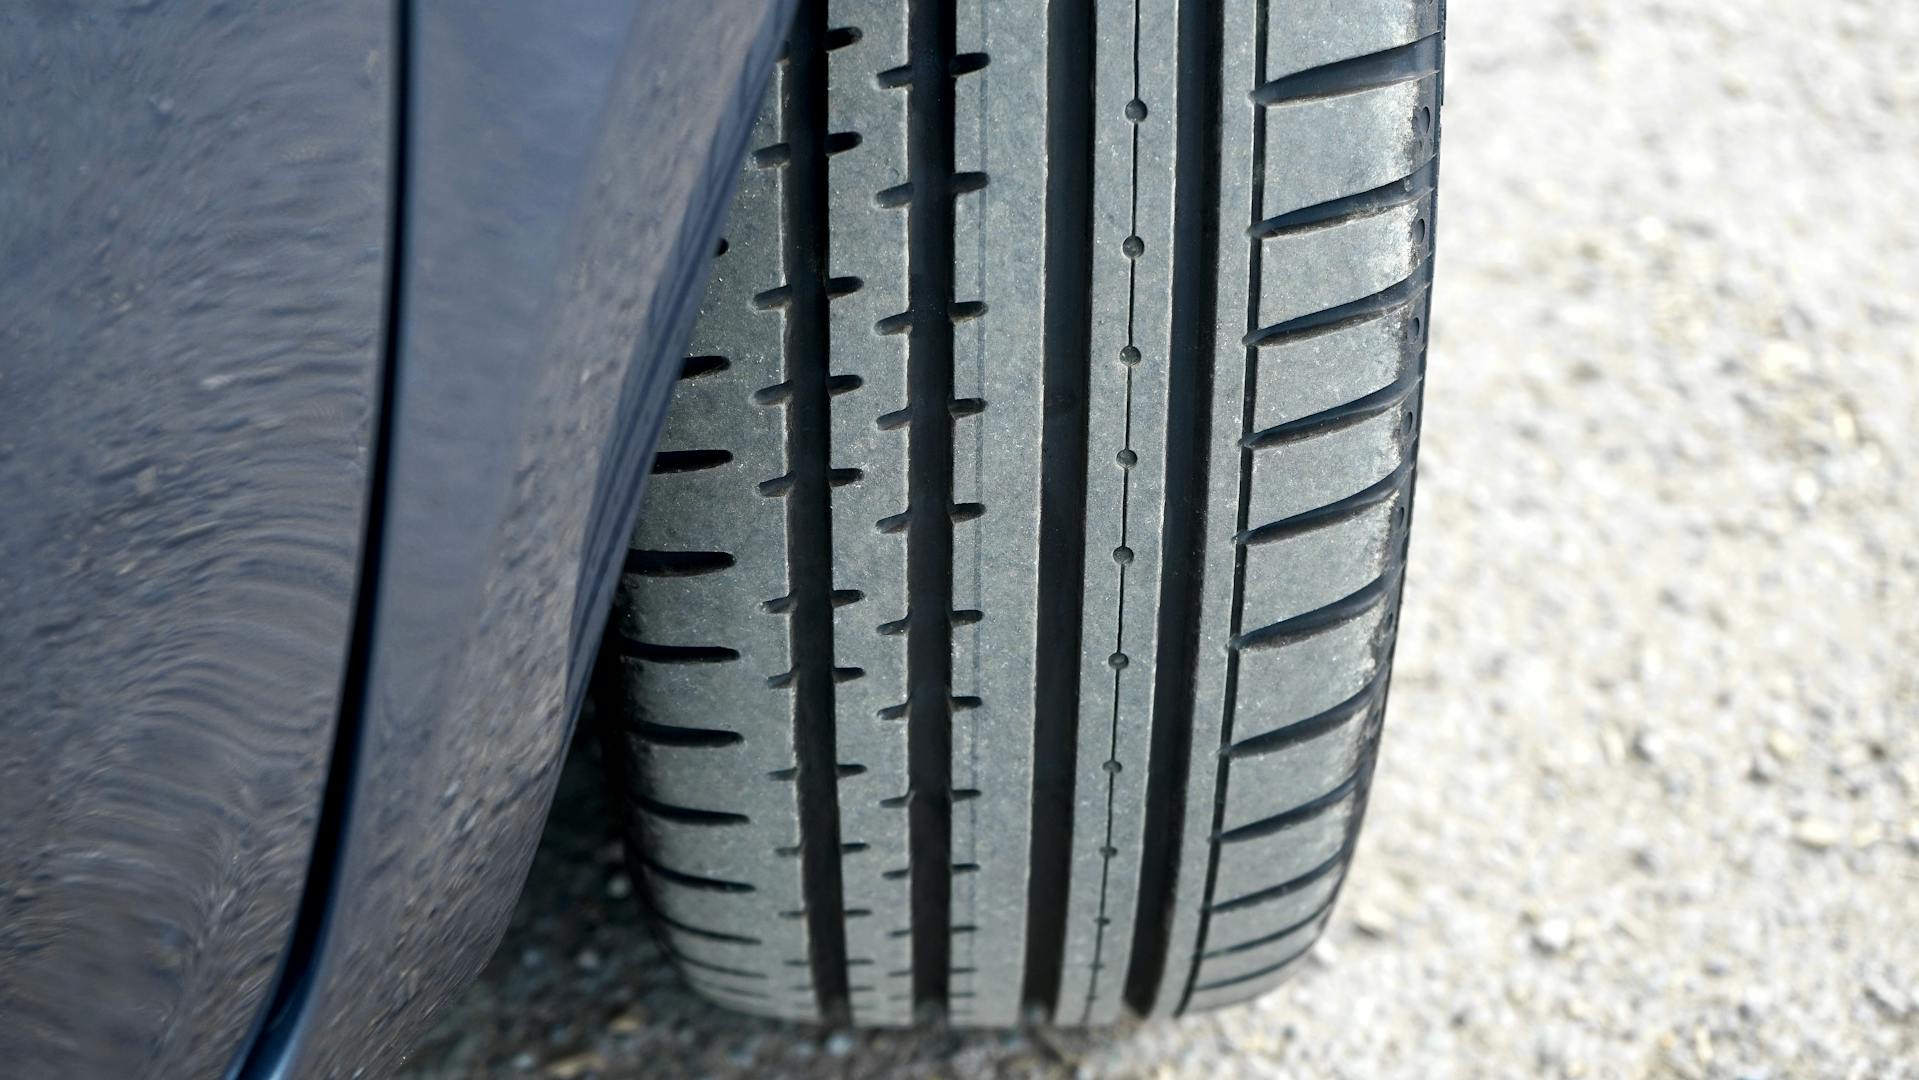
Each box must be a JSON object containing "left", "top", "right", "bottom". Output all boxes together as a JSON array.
[
  {"left": 236, "top": 3, "right": 790, "bottom": 1075},
  {"left": 0, "top": 2, "right": 790, "bottom": 1077},
  {"left": 0, "top": 2, "right": 390, "bottom": 1076}
]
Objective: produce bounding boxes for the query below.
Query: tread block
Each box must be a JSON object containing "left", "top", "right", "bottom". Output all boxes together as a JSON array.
[
  {"left": 624, "top": 571, "right": 767, "bottom": 641},
  {"left": 1191, "top": 904, "right": 1332, "bottom": 987},
  {"left": 1231, "top": 602, "right": 1392, "bottom": 745},
  {"left": 1251, "top": 291, "right": 1425, "bottom": 432},
  {"left": 1203, "top": 857, "right": 1343, "bottom": 954},
  {"left": 1256, "top": 193, "right": 1433, "bottom": 329},
  {"left": 1266, "top": 0, "right": 1441, "bottom": 81},
  {"left": 1237, "top": 494, "right": 1402, "bottom": 636},
  {"left": 1220, "top": 709, "right": 1378, "bottom": 835},
  {"left": 658, "top": 931, "right": 774, "bottom": 977},
  {"left": 1246, "top": 405, "right": 1411, "bottom": 525},
  {"left": 1208, "top": 795, "right": 1355, "bottom": 927},
  {"left": 1261, "top": 75, "right": 1440, "bottom": 217},
  {"left": 642, "top": 875, "right": 774, "bottom": 933},
  {"left": 1183, "top": 945, "right": 1315, "bottom": 1012},
  {"left": 613, "top": 652, "right": 791, "bottom": 722}
]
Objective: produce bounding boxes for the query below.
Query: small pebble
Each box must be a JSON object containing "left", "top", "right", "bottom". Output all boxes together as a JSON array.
[
  {"left": 604, "top": 873, "right": 632, "bottom": 901},
  {"left": 1352, "top": 902, "right": 1396, "bottom": 938},
  {"left": 1790, "top": 472, "right": 1821, "bottom": 508},
  {"left": 824, "top": 1032, "right": 856, "bottom": 1056},
  {"left": 1863, "top": 978, "right": 1911, "bottom": 1018},
  {"left": 574, "top": 947, "right": 602, "bottom": 972},
  {"left": 1532, "top": 918, "right": 1574, "bottom": 954},
  {"left": 1765, "top": 729, "right": 1802, "bottom": 762},
  {"left": 544, "top": 1052, "right": 606, "bottom": 1079},
  {"left": 1791, "top": 821, "right": 1844, "bottom": 850}
]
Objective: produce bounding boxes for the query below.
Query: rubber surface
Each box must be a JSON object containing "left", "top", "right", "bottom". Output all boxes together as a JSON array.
[{"left": 606, "top": 0, "right": 1442, "bottom": 1026}]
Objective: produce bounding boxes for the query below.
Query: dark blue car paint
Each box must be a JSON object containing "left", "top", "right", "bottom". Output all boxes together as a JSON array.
[
  {"left": 0, "top": 3, "right": 389, "bottom": 1076},
  {"left": 0, "top": 1, "right": 791, "bottom": 1076}
]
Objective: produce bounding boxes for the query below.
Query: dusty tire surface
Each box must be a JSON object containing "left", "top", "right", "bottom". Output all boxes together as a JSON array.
[{"left": 605, "top": 0, "right": 1442, "bottom": 1027}]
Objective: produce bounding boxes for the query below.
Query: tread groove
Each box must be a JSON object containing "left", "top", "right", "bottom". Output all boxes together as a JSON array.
[
  {"left": 1205, "top": 844, "right": 1348, "bottom": 914},
  {"left": 1230, "top": 571, "right": 1395, "bottom": 652},
  {"left": 1078, "top": 0, "right": 1150, "bottom": 1024},
  {"left": 680, "top": 355, "right": 730, "bottom": 379},
  {"left": 635, "top": 791, "right": 753, "bottom": 827},
  {"left": 1235, "top": 459, "right": 1411, "bottom": 546},
  {"left": 666, "top": 948, "right": 774, "bottom": 981},
  {"left": 616, "top": 639, "right": 743, "bottom": 664},
  {"left": 1127, "top": 0, "right": 1223, "bottom": 1018},
  {"left": 1241, "top": 370, "right": 1420, "bottom": 451},
  {"left": 1190, "top": 935, "right": 1318, "bottom": 993},
  {"left": 640, "top": 854, "right": 758, "bottom": 894},
  {"left": 777, "top": 0, "right": 852, "bottom": 1022},
  {"left": 651, "top": 448, "right": 736, "bottom": 474},
  {"left": 1250, "top": 34, "right": 1439, "bottom": 107},
  {"left": 1213, "top": 773, "right": 1357, "bottom": 843},
  {"left": 628, "top": 719, "right": 744, "bottom": 749},
  {"left": 623, "top": 549, "right": 736, "bottom": 577},
  {"left": 1178, "top": 0, "right": 1271, "bottom": 1015},
  {"left": 1249, "top": 157, "right": 1437, "bottom": 239},
  {"left": 652, "top": 911, "right": 763, "bottom": 946},
  {"left": 1225, "top": 667, "right": 1387, "bottom": 759},
  {"left": 1243, "top": 270, "right": 1429, "bottom": 349},
  {"left": 901, "top": 0, "right": 960, "bottom": 1016},
  {"left": 1198, "top": 890, "right": 1338, "bottom": 958}
]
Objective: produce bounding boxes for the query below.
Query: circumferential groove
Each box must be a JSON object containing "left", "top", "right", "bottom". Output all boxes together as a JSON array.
[
  {"left": 1179, "top": 0, "right": 1272, "bottom": 1015},
  {"left": 899, "top": 0, "right": 961, "bottom": 1015},
  {"left": 1023, "top": 0, "right": 1094, "bottom": 1020},
  {"left": 1127, "top": 0, "right": 1224, "bottom": 1019},
  {"left": 773, "top": 0, "right": 851, "bottom": 1022}
]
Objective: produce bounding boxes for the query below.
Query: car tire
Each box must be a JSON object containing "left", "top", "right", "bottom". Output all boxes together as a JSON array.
[{"left": 603, "top": 0, "right": 1442, "bottom": 1026}]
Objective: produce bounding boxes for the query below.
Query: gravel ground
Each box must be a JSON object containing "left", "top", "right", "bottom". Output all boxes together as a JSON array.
[{"left": 399, "top": 0, "right": 1919, "bottom": 1076}]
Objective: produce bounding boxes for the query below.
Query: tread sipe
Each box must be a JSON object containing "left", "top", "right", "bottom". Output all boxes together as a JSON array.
[{"left": 604, "top": 0, "right": 1442, "bottom": 1027}]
